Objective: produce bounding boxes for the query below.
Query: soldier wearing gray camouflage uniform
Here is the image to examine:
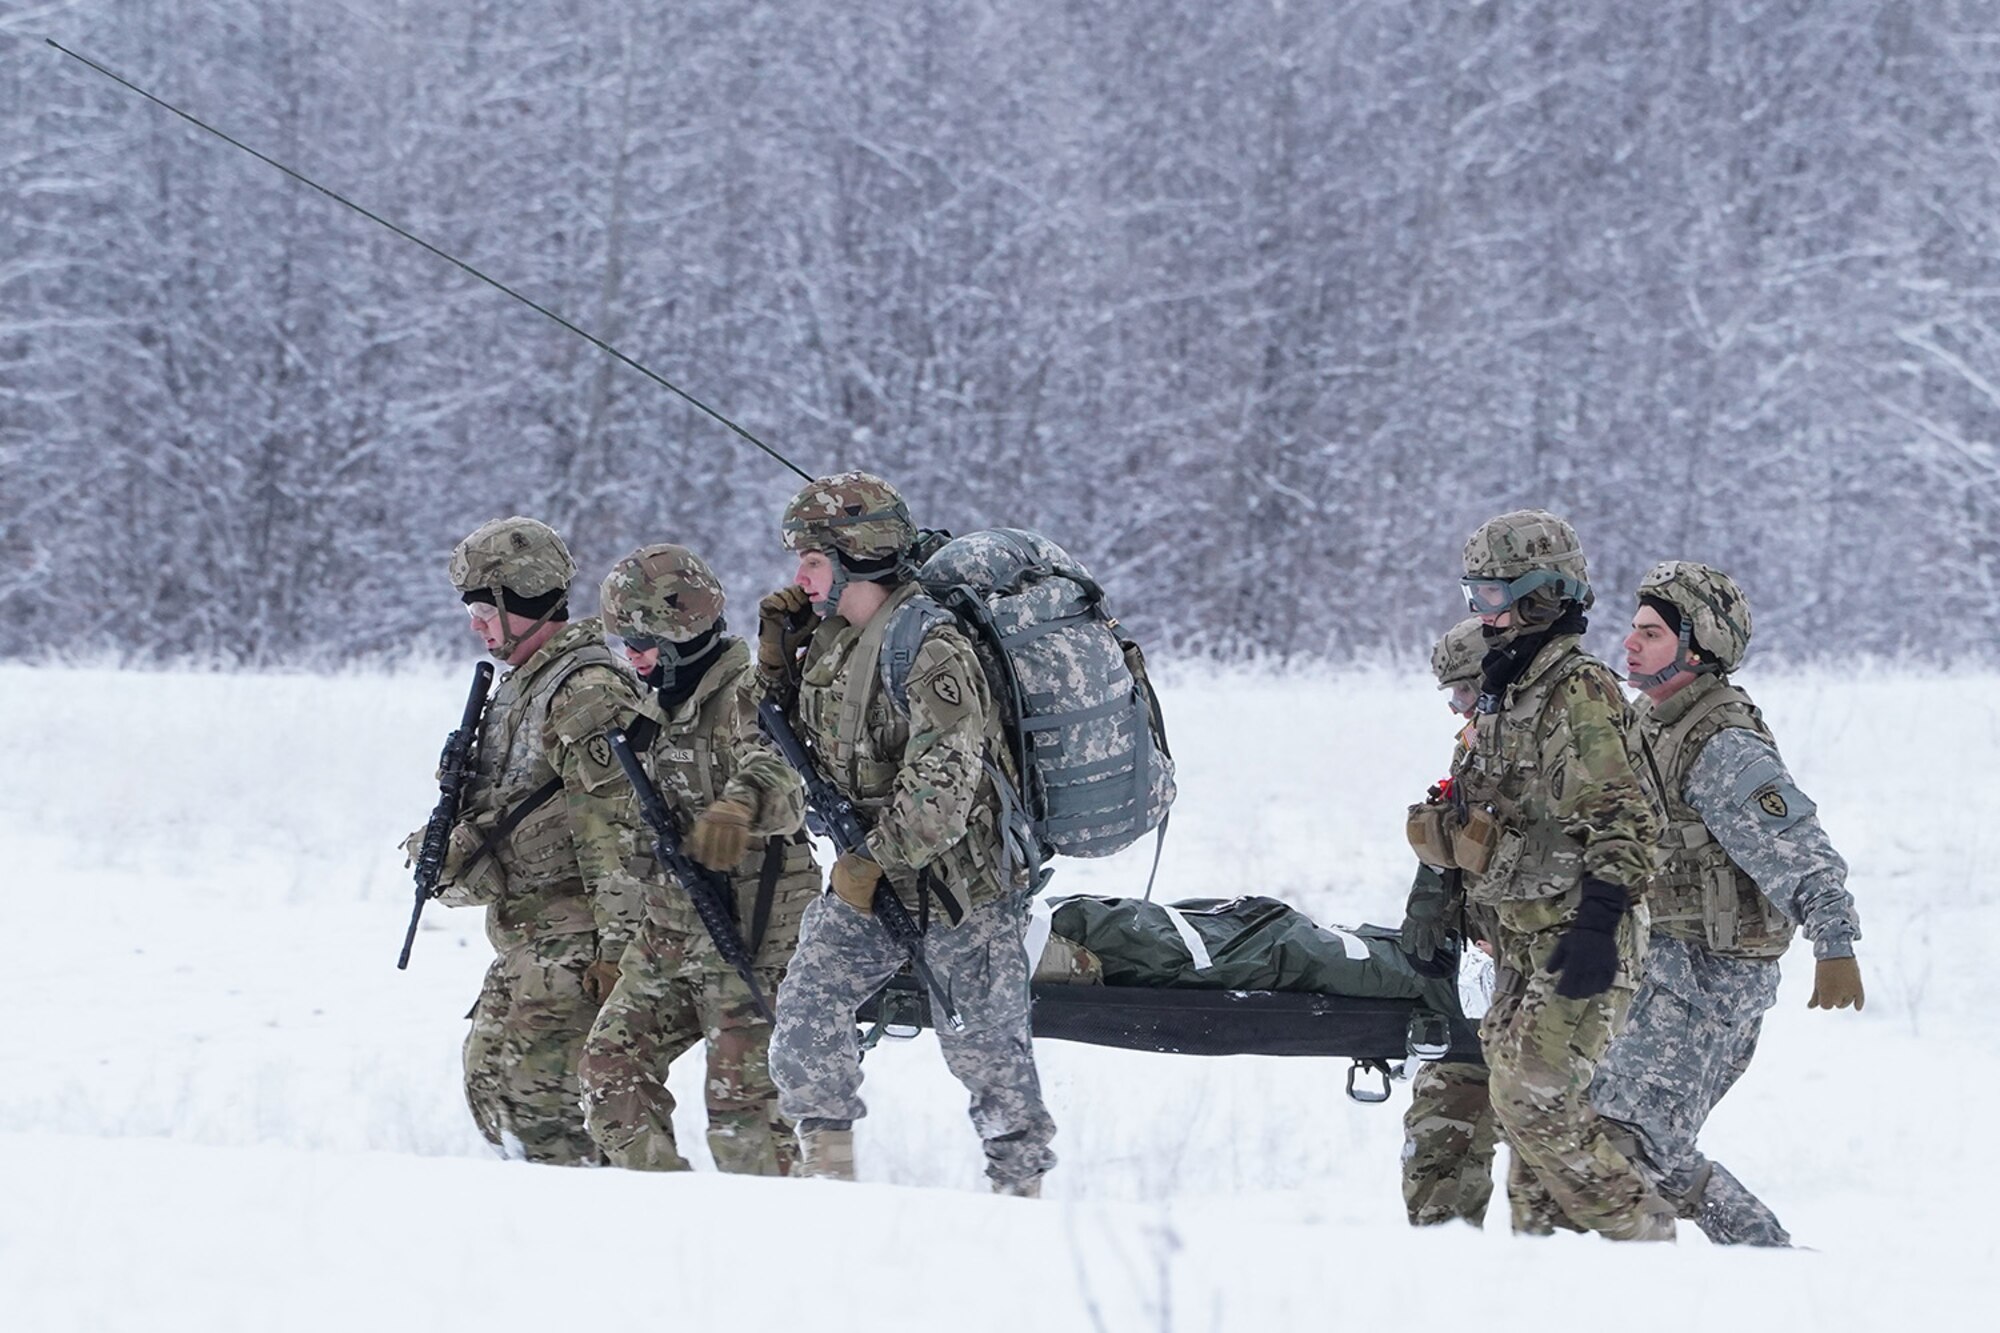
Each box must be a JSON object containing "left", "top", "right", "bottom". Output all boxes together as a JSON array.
[
  {"left": 1399, "top": 617, "right": 1501, "bottom": 1227},
  {"left": 758, "top": 472, "right": 1057, "bottom": 1195},
  {"left": 406, "top": 517, "right": 650, "bottom": 1165},
  {"left": 1590, "top": 562, "right": 1864, "bottom": 1246},
  {"left": 575, "top": 544, "right": 819, "bottom": 1175},
  {"left": 1444, "top": 511, "right": 1676, "bottom": 1240}
]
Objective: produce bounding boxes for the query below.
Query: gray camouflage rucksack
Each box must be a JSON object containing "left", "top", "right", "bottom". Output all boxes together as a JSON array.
[{"left": 878, "top": 528, "right": 1176, "bottom": 891}]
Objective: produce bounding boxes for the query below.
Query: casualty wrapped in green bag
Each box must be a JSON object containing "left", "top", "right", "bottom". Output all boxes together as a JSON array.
[{"left": 1038, "top": 894, "right": 1463, "bottom": 1020}]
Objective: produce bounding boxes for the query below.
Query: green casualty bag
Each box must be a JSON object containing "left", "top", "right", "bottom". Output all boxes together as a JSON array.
[{"left": 1047, "top": 894, "right": 1463, "bottom": 1019}]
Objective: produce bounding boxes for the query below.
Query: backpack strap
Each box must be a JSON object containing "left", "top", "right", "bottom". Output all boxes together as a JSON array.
[{"left": 875, "top": 592, "right": 956, "bottom": 717}]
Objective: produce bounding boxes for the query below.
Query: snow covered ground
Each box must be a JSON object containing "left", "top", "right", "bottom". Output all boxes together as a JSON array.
[{"left": 1, "top": 658, "right": 1993, "bottom": 1330}]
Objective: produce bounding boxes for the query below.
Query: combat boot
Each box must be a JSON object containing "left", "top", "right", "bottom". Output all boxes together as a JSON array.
[
  {"left": 797, "top": 1127, "right": 856, "bottom": 1181},
  {"left": 1604, "top": 1192, "right": 1678, "bottom": 1242},
  {"left": 992, "top": 1175, "right": 1043, "bottom": 1199},
  {"left": 1692, "top": 1163, "right": 1791, "bottom": 1247}
]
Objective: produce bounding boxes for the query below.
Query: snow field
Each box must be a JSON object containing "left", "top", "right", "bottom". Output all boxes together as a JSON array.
[{"left": 0, "top": 660, "right": 1993, "bottom": 1329}]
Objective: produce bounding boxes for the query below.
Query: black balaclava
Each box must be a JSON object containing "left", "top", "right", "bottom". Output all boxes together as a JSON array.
[
  {"left": 642, "top": 627, "right": 728, "bottom": 709},
  {"left": 1476, "top": 602, "right": 1589, "bottom": 714}
]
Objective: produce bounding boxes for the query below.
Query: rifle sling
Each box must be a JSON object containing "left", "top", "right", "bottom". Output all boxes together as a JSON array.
[{"left": 749, "top": 835, "right": 787, "bottom": 955}]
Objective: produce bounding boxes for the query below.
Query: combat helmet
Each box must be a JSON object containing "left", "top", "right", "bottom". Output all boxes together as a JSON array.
[
  {"left": 1632, "top": 560, "right": 1751, "bottom": 686},
  {"left": 449, "top": 516, "right": 576, "bottom": 603},
  {"left": 449, "top": 516, "right": 575, "bottom": 658},
  {"left": 1461, "top": 509, "right": 1592, "bottom": 637},
  {"left": 1430, "top": 617, "right": 1488, "bottom": 689},
  {"left": 601, "top": 544, "right": 728, "bottom": 671},
  {"left": 781, "top": 471, "right": 917, "bottom": 614}
]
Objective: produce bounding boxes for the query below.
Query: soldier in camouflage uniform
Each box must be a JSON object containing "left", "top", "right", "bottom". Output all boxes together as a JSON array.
[
  {"left": 1590, "top": 562, "right": 1864, "bottom": 1246},
  {"left": 758, "top": 472, "right": 1057, "bottom": 1195},
  {"left": 575, "top": 544, "right": 819, "bottom": 1175},
  {"left": 1444, "top": 511, "right": 1676, "bottom": 1240},
  {"left": 404, "top": 517, "right": 649, "bottom": 1165},
  {"left": 1399, "top": 617, "right": 1501, "bottom": 1227}
]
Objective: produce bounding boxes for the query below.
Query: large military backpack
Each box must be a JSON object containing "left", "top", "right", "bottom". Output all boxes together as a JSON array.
[{"left": 879, "top": 528, "right": 1176, "bottom": 891}]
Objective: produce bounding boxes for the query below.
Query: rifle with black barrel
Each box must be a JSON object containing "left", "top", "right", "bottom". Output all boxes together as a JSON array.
[
  {"left": 755, "top": 697, "right": 966, "bottom": 1032},
  {"left": 398, "top": 660, "right": 494, "bottom": 969},
  {"left": 605, "top": 729, "right": 776, "bottom": 1023}
]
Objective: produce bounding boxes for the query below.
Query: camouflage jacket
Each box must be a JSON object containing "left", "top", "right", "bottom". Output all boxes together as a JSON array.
[
  {"left": 1636, "top": 673, "right": 1858, "bottom": 961},
  {"left": 451, "top": 618, "right": 650, "bottom": 959},
  {"left": 1456, "top": 634, "right": 1662, "bottom": 934},
  {"left": 794, "top": 581, "right": 1014, "bottom": 921},
  {"left": 623, "top": 638, "right": 817, "bottom": 963}
]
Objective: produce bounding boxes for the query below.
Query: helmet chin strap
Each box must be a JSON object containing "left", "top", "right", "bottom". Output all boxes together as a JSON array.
[
  {"left": 485, "top": 582, "right": 565, "bottom": 663},
  {"left": 1629, "top": 619, "right": 1710, "bottom": 690},
  {"left": 812, "top": 553, "right": 901, "bottom": 618}
]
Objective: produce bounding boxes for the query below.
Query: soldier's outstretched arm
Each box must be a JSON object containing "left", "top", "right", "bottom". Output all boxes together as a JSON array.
[
  {"left": 1547, "top": 667, "right": 1662, "bottom": 894},
  {"left": 546, "top": 664, "right": 653, "bottom": 957},
  {"left": 867, "top": 628, "right": 988, "bottom": 877},
  {"left": 1682, "top": 727, "right": 1860, "bottom": 959}
]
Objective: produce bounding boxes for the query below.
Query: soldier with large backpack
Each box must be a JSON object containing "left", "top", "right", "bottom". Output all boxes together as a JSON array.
[
  {"left": 757, "top": 472, "right": 1059, "bottom": 1195},
  {"left": 1590, "top": 562, "right": 1864, "bottom": 1246},
  {"left": 575, "top": 544, "right": 820, "bottom": 1175}
]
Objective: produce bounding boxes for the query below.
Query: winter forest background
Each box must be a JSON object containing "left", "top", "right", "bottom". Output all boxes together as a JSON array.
[{"left": 5, "top": 0, "right": 1999, "bottom": 666}]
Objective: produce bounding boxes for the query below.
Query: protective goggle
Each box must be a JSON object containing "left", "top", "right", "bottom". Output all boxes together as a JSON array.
[
  {"left": 1460, "top": 569, "right": 1568, "bottom": 615},
  {"left": 610, "top": 630, "right": 668, "bottom": 654},
  {"left": 465, "top": 600, "right": 503, "bottom": 625}
]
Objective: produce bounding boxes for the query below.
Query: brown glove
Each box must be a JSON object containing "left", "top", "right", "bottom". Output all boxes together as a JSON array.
[
  {"left": 758, "top": 586, "right": 816, "bottom": 676},
  {"left": 582, "top": 960, "right": 622, "bottom": 1006},
  {"left": 1808, "top": 955, "right": 1865, "bottom": 1011},
  {"left": 689, "top": 796, "right": 754, "bottom": 870},
  {"left": 830, "top": 853, "right": 882, "bottom": 913}
]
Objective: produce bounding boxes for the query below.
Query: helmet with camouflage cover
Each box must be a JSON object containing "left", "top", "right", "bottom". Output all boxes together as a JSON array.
[
  {"left": 449, "top": 516, "right": 576, "bottom": 661},
  {"left": 782, "top": 471, "right": 916, "bottom": 564},
  {"left": 1461, "top": 509, "right": 1593, "bottom": 635},
  {"left": 1430, "top": 617, "right": 1487, "bottom": 689},
  {"left": 782, "top": 471, "right": 917, "bottom": 615},
  {"left": 449, "top": 516, "right": 576, "bottom": 601},
  {"left": 1634, "top": 560, "right": 1751, "bottom": 680},
  {"left": 601, "top": 544, "right": 726, "bottom": 646}
]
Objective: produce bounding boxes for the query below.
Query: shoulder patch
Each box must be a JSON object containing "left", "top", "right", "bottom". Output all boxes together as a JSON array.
[
  {"left": 932, "top": 674, "right": 961, "bottom": 707},
  {"left": 587, "top": 734, "right": 614, "bottom": 771},
  {"left": 1748, "top": 778, "right": 1813, "bottom": 833}
]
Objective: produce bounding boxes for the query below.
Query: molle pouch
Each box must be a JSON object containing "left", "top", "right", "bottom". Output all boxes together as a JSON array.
[
  {"left": 1450, "top": 805, "right": 1502, "bottom": 876},
  {"left": 1405, "top": 802, "right": 1458, "bottom": 868},
  {"left": 436, "top": 820, "right": 508, "bottom": 907}
]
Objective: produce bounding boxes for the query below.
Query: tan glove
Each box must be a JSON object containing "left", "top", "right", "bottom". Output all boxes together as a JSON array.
[
  {"left": 582, "top": 960, "right": 622, "bottom": 1006},
  {"left": 689, "top": 796, "right": 754, "bottom": 870},
  {"left": 758, "top": 586, "right": 816, "bottom": 676},
  {"left": 830, "top": 853, "right": 882, "bottom": 914},
  {"left": 404, "top": 823, "right": 504, "bottom": 906},
  {"left": 1808, "top": 955, "right": 1865, "bottom": 1011}
]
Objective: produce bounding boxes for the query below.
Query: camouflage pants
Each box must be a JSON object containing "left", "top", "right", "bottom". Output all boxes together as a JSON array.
[
  {"left": 1401, "top": 1059, "right": 1499, "bottom": 1226},
  {"left": 576, "top": 916, "right": 794, "bottom": 1176},
  {"left": 463, "top": 932, "right": 606, "bottom": 1166},
  {"left": 1591, "top": 935, "right": 1789, "bottom": 1245},
  {"left": 769, "top": 889, "right": 1058, "bottom": 1189},
  {"left": 1483, "top": 913, "right": 1664, "bottom": 1238}
]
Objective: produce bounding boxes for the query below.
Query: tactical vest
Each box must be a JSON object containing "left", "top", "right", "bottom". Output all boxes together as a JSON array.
[
  {"left": 465, "top": 622, "right": 627, "bottom": 943},
  {"left": 796, "top": 582, "right": 1011, "bottom": 921},
  {"left": 634, "top": 639, "right": 814, "bottom": 959},
  {"left": 1638, "top": 677, "right": 1795, "bottom": 960},
  {"left": 1456, "top": 639, "right": 1653, "bottom": 916}
]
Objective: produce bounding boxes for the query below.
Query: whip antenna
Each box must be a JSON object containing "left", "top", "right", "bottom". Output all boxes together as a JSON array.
[{"left": 47, "top": 39, "right": 814, "bottom": 483}]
